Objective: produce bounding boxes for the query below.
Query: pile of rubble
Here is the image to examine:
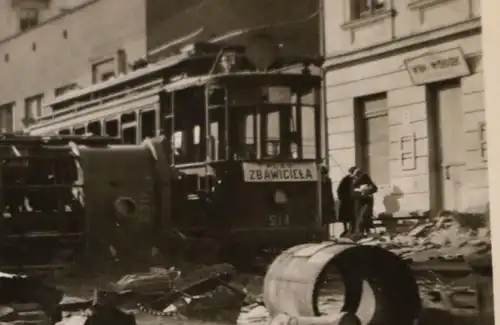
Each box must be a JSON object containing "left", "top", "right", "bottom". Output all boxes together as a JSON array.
[
  {"left": 0, "top": 212, "right": 492, "bottom": 325},
  {"left": 358, "top": 212, "right": 491, "bottom": 263},
  {"left": 0, "top": 264, "right": 265, "bottom": 325},
  {"left": 355, "top": 211, "right": 492, "bottom": 324}
]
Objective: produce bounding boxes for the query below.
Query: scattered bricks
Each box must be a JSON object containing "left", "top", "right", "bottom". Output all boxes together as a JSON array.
[
  {"left": 407, "top": 223, "right": 432, "bottom": 237},
  {"left": 361, "top": 212, "right": 491, "bottom": 265}
]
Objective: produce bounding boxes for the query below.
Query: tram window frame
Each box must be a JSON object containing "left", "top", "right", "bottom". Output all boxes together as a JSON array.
[
  {"left": 122, "top": 127, "right": 137, "bottom": 144},
  {"left": 208, "top": 108, "right": 226, "bottom": 161},
  {"left": 173, "top": 131, "right": 183, "bottom": 150},
  {"left": 205, "top": 84, "right": 298, "bottom": 161},
  {"left": 140, "top": 109, "right": 156, "bottom": 140},
  {"left": 171, "top": 86, "right": 207, "bottom": 165},
  {"left": 204, "top": 76, "right": 320, "bottom": 161},
  {"left": 213, "top": 83, "right": 295, "bottom": 160},
  {"left": 105, "top": 119, "right": 119, "bottom": 137},
  {"left": 298, "top": 103, "right": 317, "bottom": 160},
  {"left": 121, "top": 112, "right": 136, "bottom": 124},
  {"left": 229, "top": 105, "right": 257, "bottom": 160},
  {"left": 121, "top": 112, "right": 138, "bottom": 144},
  {"left": 262, "top": 106, "right": 282, "bottom": 158},
  {"left": 207, "top": 84, "right": 260, "bottom": 161},
  {"left": 87, "top": 121, "right": 102, "bottom": 136},
  {"left": 172, "top": 123, "right": 205, "bottom": 164},
  {"left": 260, "top": 86, "right": 293, "bottom": 158},
  {"left": 74, "top": 126, "right": 86, "bottom": 135},
  {"left": 259, "top": 85, "right": 317, "bottom": 160},
  {"left": 192, "top": 124, "right": 203, "bottom": 162},
  {"left": 58, "top": 129, "right": 71, "bottom": 135}
]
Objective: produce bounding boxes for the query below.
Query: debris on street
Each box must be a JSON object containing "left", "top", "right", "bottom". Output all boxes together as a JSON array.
[
  {"left": 350, "top": 211, "right": 492, "bottom": 325},
  {"left": 0, "top": 263, "right": 256, "bottom": 325},
  {"left": 0, "top": 213, "right": 492, "bottom": 325},
  {"left": 358, "top": 211, "right": 491, "bottom": 263}
]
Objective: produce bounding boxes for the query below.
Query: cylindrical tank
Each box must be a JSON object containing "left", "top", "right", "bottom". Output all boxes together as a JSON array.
[{"left": 263, "top": 242, "right": 421, "bottom": 325}]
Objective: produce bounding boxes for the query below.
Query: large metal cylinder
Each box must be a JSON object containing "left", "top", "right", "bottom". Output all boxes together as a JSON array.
[{"left": 263, "top": 242, "right": 421, "bottom": 325}]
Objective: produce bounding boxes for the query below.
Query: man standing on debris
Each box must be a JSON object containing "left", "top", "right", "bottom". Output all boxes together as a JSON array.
[
  {"left": 337, "top": 172, "right": 355, "bottom": 237},
  {"left": 349, "top": 166, "right": 378, "bottom": 237},
  {"left": 320, "top": 166, "right": 336, "bottom": 229}
]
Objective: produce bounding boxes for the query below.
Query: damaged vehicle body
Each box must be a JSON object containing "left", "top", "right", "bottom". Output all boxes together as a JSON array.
[{"left": 20, "top": 42, "right": 333, "bottom": 270}]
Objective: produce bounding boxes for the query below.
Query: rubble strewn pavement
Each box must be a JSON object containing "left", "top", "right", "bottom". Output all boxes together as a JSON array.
[
  {"left": 0, "top": 212, "right": 491, "bottom": 325},
  {"left": 359, "top": 212, "right": 491, "bottom": 263},
  {"left": 358, "top": 211, "right": 491, "bottom": 321},
  {"left": 0, "top": 263, "right": 263, "bottom": 325}
]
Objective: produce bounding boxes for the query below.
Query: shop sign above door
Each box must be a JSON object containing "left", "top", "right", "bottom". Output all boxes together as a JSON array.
[{"left": 404, "top": 47, "right": 471, "bottom": 85}]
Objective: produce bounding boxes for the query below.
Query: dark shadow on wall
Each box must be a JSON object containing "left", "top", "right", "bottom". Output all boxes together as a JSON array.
[
  {"left": 377, "top": 186, "right": 404, "bottom": 234},
  {"left": 382, "top": 186, "right": 404, "bottom": 215}
]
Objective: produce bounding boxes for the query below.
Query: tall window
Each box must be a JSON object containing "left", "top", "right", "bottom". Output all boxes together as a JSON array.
[
  {"left": 0, "top": 103, "right": 14, "bottom": 133},
  {"left": 91, "top": 58, "right": 116, "bottom": 84},
  {"left": 25, "top": 94, "right": 44, "bottom": 120},
  {"left": 19, "top": 8, "right": 39, "bottom": 32},
  {"left": 354, "top": 93, "right": 389, "bottom": 187},
  {"left": 350, "top": 0, "right": 385, "bottom": 20}
]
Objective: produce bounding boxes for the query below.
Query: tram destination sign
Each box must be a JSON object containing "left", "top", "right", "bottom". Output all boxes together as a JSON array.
[
  {"left": 404, "top": 47, "right": 471, "bottom": 85},
  {"left": 242, "top": 162, "right": 318, "bottom": 182}
]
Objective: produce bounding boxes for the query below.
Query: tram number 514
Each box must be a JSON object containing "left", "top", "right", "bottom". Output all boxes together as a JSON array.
[{"left": 269, "top": 214, "right": 290, "bottom": 227}]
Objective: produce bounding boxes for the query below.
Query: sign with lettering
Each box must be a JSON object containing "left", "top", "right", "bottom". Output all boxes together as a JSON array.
[
  {"left": 269, "top": 214, "right": 290, "bottom": 227},
  {"left": 242, "top": 162, "right": 318, "bottom": 182},
  {"left": 404, "top": 48, "right": 470, "bottom": 85}
]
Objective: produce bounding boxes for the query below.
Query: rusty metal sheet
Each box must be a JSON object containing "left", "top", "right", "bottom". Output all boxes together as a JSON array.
[{"left": 79, "top": 146, "right": 155, "bottom": 263}]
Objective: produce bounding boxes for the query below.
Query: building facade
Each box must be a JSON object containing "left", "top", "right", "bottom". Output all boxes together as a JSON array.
[
  {"left": 0, "top": 0, "right": 319, "bottom": 133},
  {"left": 0, "top": 0, "right": 91, "bottom": 40},
  {"left": 323, "top": 0, "right": 485, "bottom": 216},
  {"left": 0, "top": 0, "right": 147, "bottom": 131}
]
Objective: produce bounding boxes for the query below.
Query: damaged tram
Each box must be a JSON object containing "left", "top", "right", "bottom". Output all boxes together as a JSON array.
[
  {"left": 0, "top": 134, "right": 121, "bottom": 270},
  {"left": 26, "top": 48, "right": 331, "bottom": 266}
]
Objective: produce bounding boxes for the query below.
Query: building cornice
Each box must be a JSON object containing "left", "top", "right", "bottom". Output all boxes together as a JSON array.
[
  {"left": 408, "top": 0, "right": 456, "bottom": 10},
  {"left": 324, "top": 17, "right": 481, "bottom": 70}
]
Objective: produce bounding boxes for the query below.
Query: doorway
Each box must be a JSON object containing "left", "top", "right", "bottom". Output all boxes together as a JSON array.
[
  {"left": 354, "top": 93, "right": 390, "bottom": 188},
  {"left": 427, "top": 80, "right": 465, "bottom": 212}
]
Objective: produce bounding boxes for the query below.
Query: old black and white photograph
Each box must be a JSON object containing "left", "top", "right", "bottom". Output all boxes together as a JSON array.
[{"left": 0, "top": 0, "right": 497, "bottom": 324}]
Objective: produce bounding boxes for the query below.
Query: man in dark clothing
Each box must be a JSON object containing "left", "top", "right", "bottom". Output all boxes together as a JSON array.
[
  {"left": 337, "top": 173, "right": 354, "bottom": 237},
  {"left": 320, "top": 166, "right": 337, "bottom": 227},
  {"left": 349, "top": 166, "right": 378, "bottom": 237},
  {"left": 208, "top": 171, "right": 233, "bottom": 236}
]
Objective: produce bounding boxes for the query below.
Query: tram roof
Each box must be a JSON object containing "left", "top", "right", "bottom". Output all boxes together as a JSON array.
[
  {"left": 48, "top": 52, "right": 322, "bottom": 108},
  {"left": 0, "top": 134, "right": 121, "bottom": 146},
  {"left": 162, "top": 72, "right": 321, "bottom": 93},
  {"left": 48, "top": 52, "right": 190, "bottom": 107},
  {"left": 162, "top": 75, "right": 213, "bottom": 92}
]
